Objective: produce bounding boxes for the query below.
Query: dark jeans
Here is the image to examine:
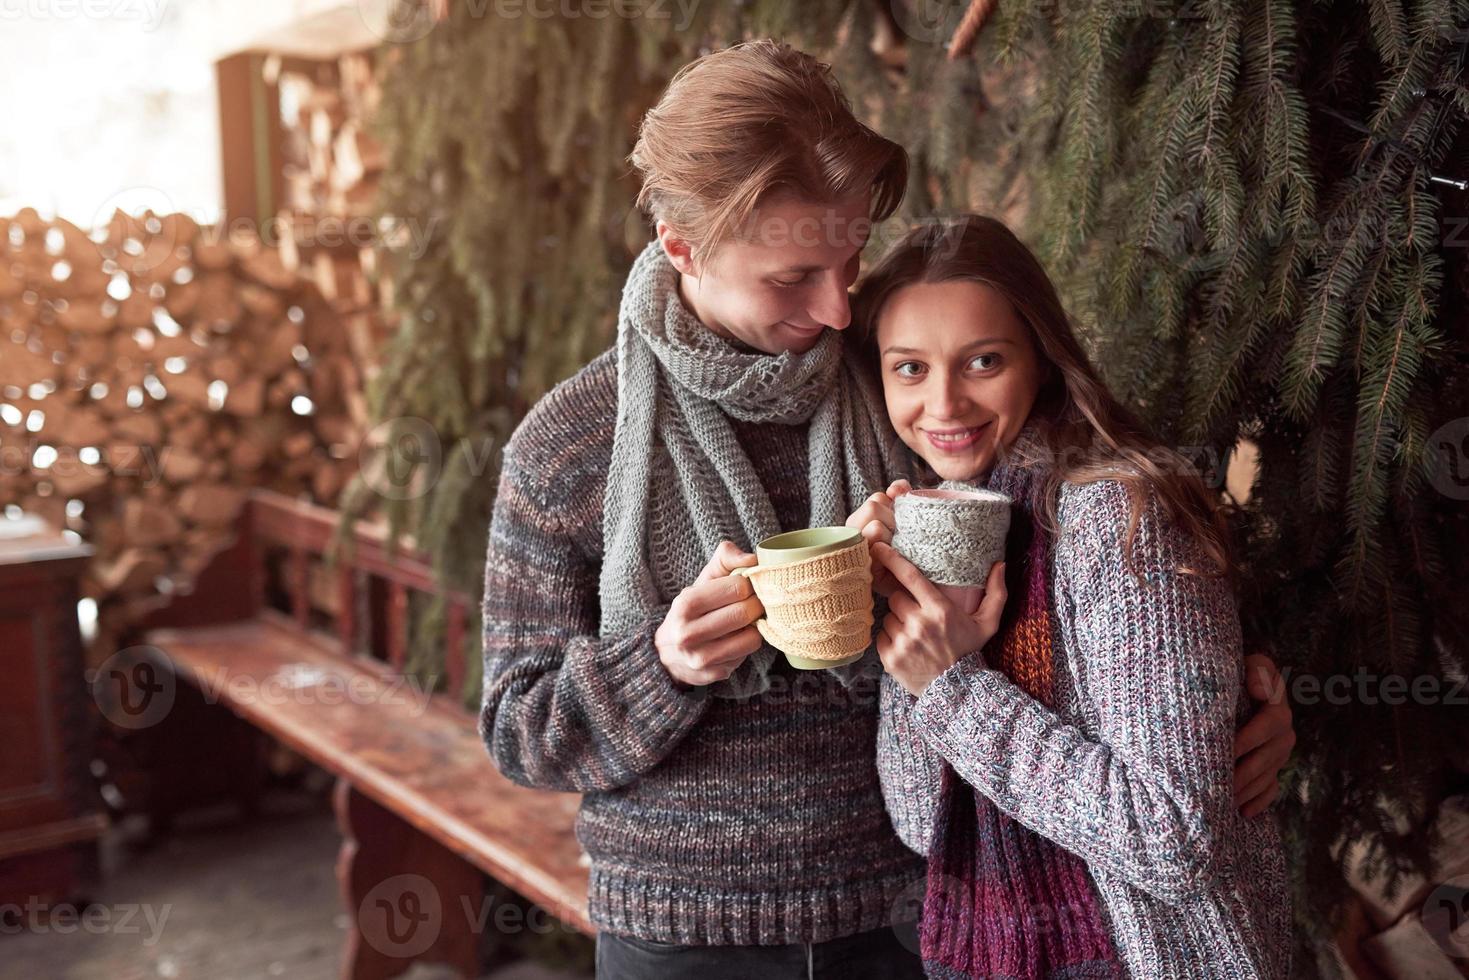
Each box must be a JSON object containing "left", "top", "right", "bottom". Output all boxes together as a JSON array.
[{"left": 595, "top": 923, "right": 926, "bottom": 979}]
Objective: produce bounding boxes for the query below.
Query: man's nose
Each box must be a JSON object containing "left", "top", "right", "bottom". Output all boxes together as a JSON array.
[{"left": 808, "top": 275, "right": 852, "bottom": 331}]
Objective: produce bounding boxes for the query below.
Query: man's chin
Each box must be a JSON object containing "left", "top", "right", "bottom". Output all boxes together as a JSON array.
[
  {"left": 778, "top": 323, "right": 827, "bottom": 354},
  {"left": 730, "top": 322, "right": 826, "bottom": 356}
]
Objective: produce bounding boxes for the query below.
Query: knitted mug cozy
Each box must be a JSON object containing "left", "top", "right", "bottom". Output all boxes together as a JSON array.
[
  {"left": 893, "top": 487, "right": 1013, "bottom": 587},
  {"left": 735, "top": 541, "right": 874, "bottom": 663}
]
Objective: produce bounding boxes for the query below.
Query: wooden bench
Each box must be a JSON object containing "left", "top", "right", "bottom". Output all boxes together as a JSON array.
[{"left": 134, "top": 489, "right": 590, "bottom": 979}]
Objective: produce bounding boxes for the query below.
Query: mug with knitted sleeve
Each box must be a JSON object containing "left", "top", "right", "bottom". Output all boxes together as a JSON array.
[
  {"left": 892, "top": 487, "right": 1012, "bottom": 614},
  {"left": 732, "top": 527, "right": 874, "bottom": 670}
]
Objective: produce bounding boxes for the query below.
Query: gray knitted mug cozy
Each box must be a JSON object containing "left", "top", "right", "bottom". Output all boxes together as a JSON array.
[{"left": 892, "top": 487, "right": 1013, "bottom": 587}]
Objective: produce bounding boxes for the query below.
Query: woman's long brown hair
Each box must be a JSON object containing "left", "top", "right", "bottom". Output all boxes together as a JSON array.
[{"left": 853, "top": 214, "right": 1237, "bottom": 589}]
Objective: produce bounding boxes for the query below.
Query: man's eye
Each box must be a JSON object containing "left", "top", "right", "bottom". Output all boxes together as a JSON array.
[{"left": 772, "top": 275, "right": 807, "bottom": 287}]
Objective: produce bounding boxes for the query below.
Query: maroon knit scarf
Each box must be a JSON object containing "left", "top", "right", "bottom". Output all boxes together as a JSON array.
[{"left": 919, "top": 496, "right": 1123, "bottom": 979}]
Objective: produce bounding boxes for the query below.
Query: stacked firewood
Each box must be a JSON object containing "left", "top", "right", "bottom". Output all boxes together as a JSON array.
[
  {"left": 270, "top": 51, "right": 399, "bottom": 329},
  {"left": 0, "top": 205, "right": 378, "bottom": 663}
]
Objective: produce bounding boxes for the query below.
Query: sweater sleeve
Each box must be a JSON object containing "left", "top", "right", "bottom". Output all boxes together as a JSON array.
[
  {"left": 478, "top": 421, "right": 711, "bottom": 794},
  {"left": 909, "top": 479, "right": 1243, "bottom": 904},
  {"left": 873, "top": 586, "right": 946, "bottom": 855},
  {"left": 876, "top": 671, "right": 945, "bottom": 855}
]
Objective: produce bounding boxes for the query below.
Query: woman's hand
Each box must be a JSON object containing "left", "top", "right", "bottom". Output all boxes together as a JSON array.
[
  {"left": 1232, "top": 653, "right": 1296, "bottom": 817},
  {"left": 872, "top": 540, "right": 1007, "bottom": 698},
  {"left": 845, "top": 480, "right": 910, "bottom": 596}
]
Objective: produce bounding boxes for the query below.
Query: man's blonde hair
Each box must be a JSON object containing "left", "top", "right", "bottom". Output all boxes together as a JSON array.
[{"left": 630, "top": 39, "right": 908, "bottom": 263}]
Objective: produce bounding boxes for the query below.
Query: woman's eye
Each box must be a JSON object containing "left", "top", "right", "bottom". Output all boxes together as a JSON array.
[
  {"left": 968, "top": 353, "right": 1000, "bottom": 371},
  {"left": 893, "top": 361, "right": 923, "bottom": 378}
]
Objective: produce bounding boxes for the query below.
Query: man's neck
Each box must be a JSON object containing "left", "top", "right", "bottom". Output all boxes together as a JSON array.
[{"left": 675, "top": 272, "right": 758, "bottom": 353}]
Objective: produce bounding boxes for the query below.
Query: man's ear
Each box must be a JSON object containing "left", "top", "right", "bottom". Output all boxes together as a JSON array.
[{"left": 656, "top": 221, "right": 698, "bottom": 277}]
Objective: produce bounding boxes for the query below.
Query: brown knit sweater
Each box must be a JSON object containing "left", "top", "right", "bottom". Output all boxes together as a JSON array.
[{"left": 479, "top": 347, "right": 926, "bottom": 946}]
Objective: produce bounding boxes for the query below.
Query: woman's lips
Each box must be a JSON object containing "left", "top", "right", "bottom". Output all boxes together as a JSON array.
[{"left": 922, "top": 422, "right": 989, "bottom": 453}]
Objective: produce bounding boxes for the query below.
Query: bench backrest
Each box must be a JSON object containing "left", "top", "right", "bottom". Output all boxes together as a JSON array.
[{"left": 135, "top": 489, "right": 476, "bottom": 711}]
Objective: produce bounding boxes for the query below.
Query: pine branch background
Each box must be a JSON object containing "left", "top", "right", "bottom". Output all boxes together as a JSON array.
[{"left": 347, "top": 1, "right": 1469, "bottom": 970}]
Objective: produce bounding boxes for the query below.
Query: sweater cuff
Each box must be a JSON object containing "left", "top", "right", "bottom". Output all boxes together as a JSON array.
[
  {"left": 588, "top": 610, "right": 711, "bottom": 737},
  {"left": 911, "top": 656, "right": 1027, "bottom": 748}
]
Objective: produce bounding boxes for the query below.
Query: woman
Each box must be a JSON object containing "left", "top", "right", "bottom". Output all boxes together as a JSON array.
[{"left": 846, "top": 215, "right": 1292, "bottom": 978}]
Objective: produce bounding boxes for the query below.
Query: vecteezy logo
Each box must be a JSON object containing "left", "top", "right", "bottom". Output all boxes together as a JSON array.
[
  {"left": 88, "top": 186, "right": 183, "bottom": 276},
  {"left": 606, "top": 200, "right": 651, "bottom": 258},
  {"left": 360, "top": 0, "right": 439, "bottom": 44},
  {"left": 887, "top": 0, "right": 956, "bottom": 44},
  {"left": 90, "top": 645, "right": 177, "bottom": 730},
  {"left": 359, "top": 874, "right": 441, "bottom": 958},
  {"left": 1422, "top": 875, "right": 1469, "bottom": 958},
  {"left": 360, "top": 416, "right": 443, "bottom": 500},
  {"left": 887, "top": 872, "right": 961, "bottom": 954},
  {"left": 1426, "top": 417, "right": 1469, "bottom": 501}
]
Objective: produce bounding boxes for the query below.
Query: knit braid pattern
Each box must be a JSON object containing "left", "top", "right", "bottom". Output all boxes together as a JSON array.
[
  {"left": 737, "top": 542, "right": 875, "bottom": 662},
  {"left": 892, "top": 487, "right": 1012, "bottom": 587}
]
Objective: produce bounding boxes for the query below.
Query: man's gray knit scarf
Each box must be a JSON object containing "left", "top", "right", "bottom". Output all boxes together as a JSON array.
[{"left": 600, "top": 241, "right": 893, "bottom": 699}]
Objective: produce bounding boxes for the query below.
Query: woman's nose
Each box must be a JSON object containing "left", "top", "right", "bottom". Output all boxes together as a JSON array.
[{"left": 927, "top": 374, "right": 970, "bottom": 419}]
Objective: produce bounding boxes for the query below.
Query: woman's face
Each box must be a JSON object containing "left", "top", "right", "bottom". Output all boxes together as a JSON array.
[
  {"left": 658, "top": 192, "right": 872, "bottom": 355},
  {"left": 876, "top": 279, "right": 1045, "bottom": 483}
]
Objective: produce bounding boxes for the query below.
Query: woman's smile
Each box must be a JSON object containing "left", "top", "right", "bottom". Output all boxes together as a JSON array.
[{"left": 922, "top": 422, "right": 989, "bottom": 453}]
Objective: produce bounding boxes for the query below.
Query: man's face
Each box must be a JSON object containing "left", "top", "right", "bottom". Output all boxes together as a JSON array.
[{"left": 658, "top": 192, "right": 873, "bottom": 355}]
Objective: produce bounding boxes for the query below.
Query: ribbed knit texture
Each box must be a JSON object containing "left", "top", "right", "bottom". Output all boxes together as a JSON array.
[
  {"left": 481, "top": 346, "right": 926, "bottom": 946},
  {"left": 892, "top": 487, "right": 1012, "bottom": 587},
  {"left": 877, "top": 437, "right": 1293, "bottom": 978},
  {"left": 920, "top": 490, "right": 1123, "bottom": 978}
]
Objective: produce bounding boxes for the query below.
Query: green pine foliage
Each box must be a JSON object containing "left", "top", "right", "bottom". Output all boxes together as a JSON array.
[
  {"left": 358, "top": 1, "right": 1468, "bottom": 970},
  {"left": 344, "top": 0, "right": 996, "bottom": 707},
  {"left": 996, "top": 0, "right": 1469, "bottom": 968}
]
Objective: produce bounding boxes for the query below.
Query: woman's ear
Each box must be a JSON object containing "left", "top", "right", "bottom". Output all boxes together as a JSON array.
[{"left": 1031, "top": 346, "right": 1054, "bottom": 382}]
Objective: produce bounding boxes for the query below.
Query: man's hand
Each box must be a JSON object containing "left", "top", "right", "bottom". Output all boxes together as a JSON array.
[
  {"left": 655, "top": 542, "right": 765, "bottom": 688},
  {"left": 1233, "top": 653, "right": 1295, "bottom": 818}
]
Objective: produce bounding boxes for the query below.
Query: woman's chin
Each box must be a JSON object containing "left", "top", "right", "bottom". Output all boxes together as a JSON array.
[{"left": 927, "top": 457, "right": 989, "bottom": 484}]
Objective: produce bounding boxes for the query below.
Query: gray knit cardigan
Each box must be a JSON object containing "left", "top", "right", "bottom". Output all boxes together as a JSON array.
[{"left": 877, "top": 462, "right": 1293, "bottom": 978}]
